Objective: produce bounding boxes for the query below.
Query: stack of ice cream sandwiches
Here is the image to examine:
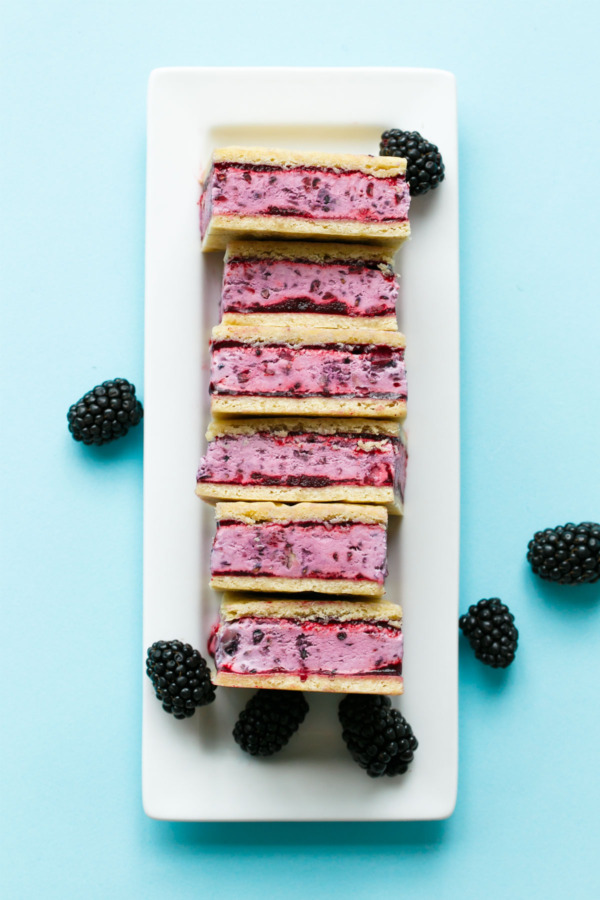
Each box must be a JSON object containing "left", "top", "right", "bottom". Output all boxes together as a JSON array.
[{"left": 197, "top": 146, "right": 410, "bottom": 695}]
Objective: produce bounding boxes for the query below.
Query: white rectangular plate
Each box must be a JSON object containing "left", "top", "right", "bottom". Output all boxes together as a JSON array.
[{"left": 144, "top": 67, "right": 459, "bottom": 821}]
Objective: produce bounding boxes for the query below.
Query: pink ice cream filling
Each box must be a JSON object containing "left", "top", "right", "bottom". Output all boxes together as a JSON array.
[
  {"left": 221, "top": 257, "right": 398, "bottom": 318},
  {"left": 210, "top": 342, "right": 406, "bottom": 399},
  {"left": 196, "top": 432, "right": 407, "bottom": 502},
  {"left": 213, "top": 617, "right": 403, "bottom": 677},
  {"left": 200, "top": 163, "right": 410, "bottom": 239},
  {"left": 211, "top": 521, "right": 387, "bottom": 583}
]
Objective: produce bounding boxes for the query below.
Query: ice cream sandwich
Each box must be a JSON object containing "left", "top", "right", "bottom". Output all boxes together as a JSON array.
[
  {"left": 210, "top": 593, "right": 404, "bottom": 694},
  {"left": 210, "top": 502, "right": 388, "bottom": 597},
  {"left": 196, "top": 416, "right": 406, "bottom": 514},
  {"left": 200, "top": 147, "right": 411, "bottom": 251},
  {"left": 221, "top": 240, "right": 398, "bottom": 331},
  {"left": 209, "top": 323, "right": 407, "bottom": 418}
]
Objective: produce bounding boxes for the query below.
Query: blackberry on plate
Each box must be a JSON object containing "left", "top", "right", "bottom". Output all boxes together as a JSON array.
[
  {"left": 527, "top": 522, "right": 600, "bottom": 585},
  {"left": 379, "top": 128, "right": 445, "bottom": 196},
  {"left": 233, "top": 690, "right": 309, "bottom": 756},
  {"left": 67, "top": 378, "right": 143, "bottom": 445},
  {"left": 146, "top": 640, "right": 216, "bottom": 718},
  {"left": 339, "top": 694, "right": 418, "bottom": 778},
  {"left": 459, "top": 598, "right": 518, "bottom": 668}
]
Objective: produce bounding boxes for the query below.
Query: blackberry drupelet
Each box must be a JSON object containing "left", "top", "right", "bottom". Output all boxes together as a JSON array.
[
  {"left": 146, "top": 640, "right": 216, "bottom": 718},
  {"left": 459, "top": 598, "right": 518, "bottom": 668},
  {"left": 379, "top": 129, "right": 445, "bottom": 196},
  {"left": 233, "top": 690, "right": 309, "bottom": 756},
  {"left": 527, "top": 522, "right": 600, "bottom": 585},
  {"left": 67, "top": 378, "right": 143, "bottom": 445},
  {"left": 339, "top": 694, "right": 418, "bottom": 778}
]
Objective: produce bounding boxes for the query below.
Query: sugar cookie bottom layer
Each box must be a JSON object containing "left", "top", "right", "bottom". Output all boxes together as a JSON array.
[{"left": 213, "top": 671, "right": 404, "bottom": 695}]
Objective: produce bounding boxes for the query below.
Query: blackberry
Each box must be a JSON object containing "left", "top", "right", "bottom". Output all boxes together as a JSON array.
[
  {"left": 339, "top": 695, "right": 418, "bottom": 778},
  {"left": 527, "top": 522, "right": 600, "bottom": 585},
  {"left": 67, "top": 378, "right": 143, "bottom": 445},
  {"left": 379, "top": 129, "right": 445, "bottom": 196},
  {"left": 459, "top": 598, "right": 518, "bottom": 668},
  {"left": 233, "top": 690, "right": 309, "bottom": 756},
  {"left": 145, "top": 640, "right": 216, "bottom": 718}
]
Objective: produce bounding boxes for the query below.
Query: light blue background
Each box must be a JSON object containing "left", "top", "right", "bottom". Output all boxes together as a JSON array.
[{"left": 2, "top": 1, "right": 600, "bottom": 897}]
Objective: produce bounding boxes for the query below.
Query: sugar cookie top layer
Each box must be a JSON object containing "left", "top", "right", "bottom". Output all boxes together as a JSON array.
[
  {"left": 208, "top": 146, "right": 406, "bottom": 178},
  {"left": 220, "top": 593, "right": 403, "bottom": 626},
  {"left": 214, "top": 501, "right": 388, "bottom": 526},
  {"left": 206, "top": 416, "right": 403, "bottom": 440},
  {"left": 211, "top": 323, "right": 406, "bottom": 348},
  {"left": 224, "top": 239, "right": 396, "bottom": 268}
]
